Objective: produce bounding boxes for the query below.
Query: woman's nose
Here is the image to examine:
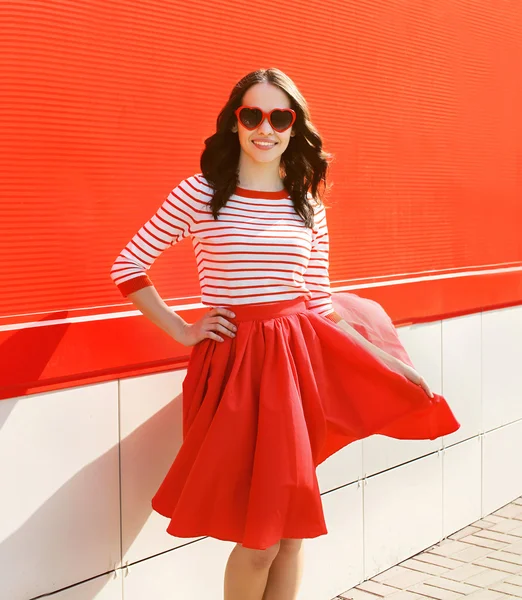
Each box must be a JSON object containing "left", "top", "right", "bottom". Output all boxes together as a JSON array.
[{"left": 258, "top": 117, "right": 273, "bottom": 133}]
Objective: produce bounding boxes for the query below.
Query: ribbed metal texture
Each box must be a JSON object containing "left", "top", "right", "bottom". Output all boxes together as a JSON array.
[{"left": 1, "top": 0, "right": 521, "bottom": 320}]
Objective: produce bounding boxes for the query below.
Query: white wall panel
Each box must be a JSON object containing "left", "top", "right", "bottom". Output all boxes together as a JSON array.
[
  {"left": 317, "top": 439, "right": 363, "bottom": 494},
  {"left": 363, "top": 435, "right": 440, "bottom": 479},
  {"left": 443, "top": 437, "right": 482, "bottom": 537},
  {"left": 363, "top": 321, "right": 443, "bottom": 477},
  {"left": 397, "top": 321, "right": 443, "bottom": 395},
  {"left": 3, "top": 306, "right": 522, "bottom": 598},
  {"left": 118, "top": 369, "right": 203, "bottom": 565},
  {"left": 482, "top": 420, "right": 522, "bottom": 517},
  {"left": 122, "top": 536, "right": 234, "bottom": 600},
  {"left": 442, "top": 312, "right": 482, "bottom": 445},
  {"left": 122, "top": 482, "right": 363, "bottom": 600},
  {"left": 482, "top": 306, "right": 522, "bottom": 431},
  {"left": 44, "top": 572, "right": 123, "bottom": 600},
  {"left": 0, "top": 383, "right": 120, "bottom": 600},
  {"left": 364, "top": 452, "right": 443, "bottom": 580},
  {"left": 300, "top": 482, "right": 364, "bottom": 600}
]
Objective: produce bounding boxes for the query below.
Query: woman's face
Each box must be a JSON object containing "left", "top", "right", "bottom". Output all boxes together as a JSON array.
[{"left": 232, "top": 82, "right": 295, "bottom": 164}]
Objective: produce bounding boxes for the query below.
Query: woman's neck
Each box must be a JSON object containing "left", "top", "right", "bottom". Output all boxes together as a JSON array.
[{"left": 236, "top": 156, "right": 284, "bottom": 191}]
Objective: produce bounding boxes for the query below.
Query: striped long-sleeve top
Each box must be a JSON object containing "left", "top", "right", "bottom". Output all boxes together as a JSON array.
[{"left": 110, "top": 173, "right": 341, "bottom": 322}]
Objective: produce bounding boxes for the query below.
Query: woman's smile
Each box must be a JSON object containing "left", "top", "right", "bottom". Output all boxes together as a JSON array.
[{"left": 251, "top": 139, "right": 278, "bottom": 150}]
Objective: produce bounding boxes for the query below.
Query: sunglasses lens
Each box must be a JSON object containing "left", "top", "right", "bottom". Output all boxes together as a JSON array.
[
  {"left": 271, "top": 109, "right": 294, "bottom": 131},
  {"left": 238, "top": 107, "right": 294, "bottom": 131},
  {"left": 239, "top": 107, "right": 262, "bottom": 129}
]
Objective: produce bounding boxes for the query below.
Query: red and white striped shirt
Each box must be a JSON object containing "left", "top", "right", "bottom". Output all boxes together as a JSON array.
[{"left": 110, "top": 173, "right": 339, "bottom": 322}]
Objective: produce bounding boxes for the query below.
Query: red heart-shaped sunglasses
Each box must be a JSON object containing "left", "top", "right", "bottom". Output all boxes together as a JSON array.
[{"left": 234, "top": 105, "right": 296, "bottom": 133}]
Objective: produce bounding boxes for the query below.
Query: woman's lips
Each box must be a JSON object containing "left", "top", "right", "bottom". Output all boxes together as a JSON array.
[{"left": 252, "top": 140, "right": 277, "bottom": 150}]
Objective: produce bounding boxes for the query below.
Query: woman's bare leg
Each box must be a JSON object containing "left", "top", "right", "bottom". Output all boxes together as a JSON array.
[
  {"left": 261, "top": 538, "right": 304, "bottom": 600},
  {"left": 224, "top": 541, "right": 281, "bottom": 600}
]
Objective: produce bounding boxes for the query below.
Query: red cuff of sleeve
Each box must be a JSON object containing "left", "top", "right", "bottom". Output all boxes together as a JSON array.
[
  {"left": 325, "top": 310, "right": 343, "bottom": 324},
  {"left": 117, "top": 275, "right": 153, "bottom": 297}
]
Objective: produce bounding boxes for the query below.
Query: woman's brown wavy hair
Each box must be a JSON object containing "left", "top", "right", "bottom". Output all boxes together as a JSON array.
[{"left": 200, "top": 68, "right": 334, "bottom": 228}]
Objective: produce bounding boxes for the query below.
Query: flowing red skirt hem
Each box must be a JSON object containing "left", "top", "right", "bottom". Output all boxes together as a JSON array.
[{"left": 151, "top": 293, "right": 460, "bottom": 550}]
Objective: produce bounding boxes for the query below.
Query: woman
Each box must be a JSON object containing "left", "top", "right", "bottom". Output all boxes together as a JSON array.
[{"left": 110, "top": 68, "right": 460, "bottom": 600}]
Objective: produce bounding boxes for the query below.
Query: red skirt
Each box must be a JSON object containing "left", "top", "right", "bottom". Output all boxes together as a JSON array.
[{"left": 151, "top": 293, "right": 460, "bottom": 550}]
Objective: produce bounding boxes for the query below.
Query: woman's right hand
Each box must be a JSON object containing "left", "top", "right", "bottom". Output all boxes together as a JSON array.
[{"left": 178, "top": 307, "right": 238, "bottom": 347}]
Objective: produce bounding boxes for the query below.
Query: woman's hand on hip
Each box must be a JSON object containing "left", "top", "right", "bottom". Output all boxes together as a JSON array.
[{"left": 178, "top": 307, "right": 237, "bottom": 346}]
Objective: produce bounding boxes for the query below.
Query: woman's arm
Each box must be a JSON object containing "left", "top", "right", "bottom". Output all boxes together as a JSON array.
[
  {"left": 126, "top": 285, "right": 188, "bottom": 343},
  {"left": 301, "top": 199, "right": 432, "bottom": 396},
  {"left": 110, "top": 176, "right": 236, "bottom": 346},
  {"left": 110, "top": 175, "right": 200, "bottom": 297},
  {"left": 334, "top": 314, "right": 433, "bottom": 397},
  {"left": 302, "top": 202, "right": 340, "bottom": 320},
  {"left": 126, "top": 284, "right": 237, "bottom": 347},
  {"left": 333, "top": 315, "right": 394, "bottom": 365}
]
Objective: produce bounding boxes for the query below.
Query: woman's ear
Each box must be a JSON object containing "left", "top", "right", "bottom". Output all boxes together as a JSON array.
[{"left": 231, "top": 124, "right": 238, "bottom": 133}]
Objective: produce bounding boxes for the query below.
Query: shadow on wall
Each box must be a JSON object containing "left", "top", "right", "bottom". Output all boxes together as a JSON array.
[
  {"left": 0, "top": 379, "right": 188, "bottom": 599},
  {"left": 0, "top": 313, "right": 70, "bottom": 418}
]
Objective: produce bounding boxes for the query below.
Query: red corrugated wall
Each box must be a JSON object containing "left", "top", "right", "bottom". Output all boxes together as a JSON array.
[{"left": 1, "top": 0, "right": 521, "bottom": 399}]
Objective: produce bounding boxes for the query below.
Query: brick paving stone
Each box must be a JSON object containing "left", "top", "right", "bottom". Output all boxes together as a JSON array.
[
  {"left": 490, "top": 551, "right": 522, "bottom": 566},
  {"left": 375, "top": 566, "right": 430, "bottom": 590},
  {"left": 385, "top": 592, "right": 424, "bottom": 600},
  {"left": 474, "top": 519, "right": 501, "bottom": 528},
  {"left": 473, "top": 557, "right": 522, "bottom": 574},
  {"left": 474, "top": 530, "right": 522, "bottom": 545},
  {"left": 465, "top": 568, "right": 509, "bottom": 587},
  {"left": 433, "top": 538, "right": 454, "bottom": 548},
  {"left": 508, "top": 526, "right": 522, "bottom": 538},
  {"left": 335, "top": 496, "right": 522, "bottom": 600},
  {"left": 339, "top": 589, "right": 382, "bottom": 599},
  {"left": 502, "top": 541, "right": 522, "bottom": 556},
  {"left": 428, "top": 539, "right": 471, "bottom": 557},
  {"left": 510, "top": 506, "right": 522, "bottom": 521},
  {"left": 464, "top": 591, "right": 511, "bottom": 599},
  {"left": 504, "top": 573, "right": 522, "bottom": 585},
  {"left": 489, "top": 581, "right": 522, "bottom": 597},
  {"left": 442, "top": 562, "right": 489, "bottom": 582},
  {"left": 494, "top": 505, "right": 522, "bottom": 520},
  {"left": 356, "top": 580, "right": 399, "bottom": 596},
  {"left": 450, "top": 544, "right": 492, "bottom": 562},
  {"left": 448, "top": 525, "right": 481, "bottom": 540},
  {"left": 459, "top": 534, "right": 509, "bottom": 550},
  {"left": 420, "top": 574, "right": 480, "bottom": 594},
  {"left": 406, "top": 582, "right": 462, "bottom": 599},
  {"left": 373, "top": 566, "right": 408, "bottom": 583},
  {"left": 488, "top": 521, "right": 522, "bottom": 535},
  {"left": 486, "top": 515, "right": 512, "bottom": 524},
  {"left": 399, "top": 558, "right": 449, "bottom": 576},
  {"left": 412, "top": 552, "right": 466, "bottom": 570}
]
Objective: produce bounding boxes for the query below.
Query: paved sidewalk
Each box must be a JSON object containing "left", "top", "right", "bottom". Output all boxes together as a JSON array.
[{"left": 338, "top": 497, "right": 522, "bottom": 600}]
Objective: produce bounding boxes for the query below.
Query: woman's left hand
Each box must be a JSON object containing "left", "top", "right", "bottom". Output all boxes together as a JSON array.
[
  {"left": 334, "top": 317, "right": 434, "bottom": 399},
  {"left": 384, "top": 356, "right": 434, "bottom": 398}
]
